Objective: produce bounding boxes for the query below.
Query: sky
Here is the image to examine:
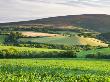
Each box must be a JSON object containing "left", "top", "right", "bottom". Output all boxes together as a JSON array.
[{"left": 0, "top": 0, "right": 110, "bottom": 23}]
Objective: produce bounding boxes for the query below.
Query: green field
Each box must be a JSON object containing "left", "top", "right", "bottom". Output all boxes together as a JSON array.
[
  {"left": 0, "top": 46, "right": 62, "bottom": 52},
  {"left": 78, "top": 48, "right": 110, "bottom": 58},
  {"left": 0, "top": 45, "right": 110, "bottom": 59},
  {"left": 0, "top": 59, "right": 110, "bottom": 82},
  {"left": 18, "top": 36, "right": 108, "bottom": 47},
  {"left": 0, "top": 46, "right": 66, "bottom": 58},
  {"left": 18, "top": 36, "right": 81, "bottom": 45}
]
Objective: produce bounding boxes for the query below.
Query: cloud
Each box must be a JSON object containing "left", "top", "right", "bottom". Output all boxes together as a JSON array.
[
  {"left": 22, "top": 0, "right": 110, "bottom": 7},
  {"left": 0, "top": 0, "right": 110, "bottom": 23}
]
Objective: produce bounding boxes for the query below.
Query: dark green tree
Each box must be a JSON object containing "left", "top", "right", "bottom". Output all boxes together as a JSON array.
[{"left": 5, "top": 32, "right": 22, "bottom": 44}]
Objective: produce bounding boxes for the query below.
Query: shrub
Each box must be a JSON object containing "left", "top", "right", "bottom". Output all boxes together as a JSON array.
[
  {"left": 86, "top": 54, "right": 96, "bottom": 58},
  {"left": 86, "top": 52, "right": 110, "bottom": 59},
  {"left": 59, "top": 50, "right": 77, "bottom": 58},
  {"left": 0, "top": 49, "right": 77, "bottom": 58}
]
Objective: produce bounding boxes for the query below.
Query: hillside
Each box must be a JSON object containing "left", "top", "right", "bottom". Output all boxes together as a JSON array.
[
  {"left": 0, "top": 14, "right": 110, "bottom": 32},
  {"left": 97, "top": 32, "right": 110, "bottom": 42},
  {"left": 78, "top": 48, "right": 110, "bottom": 58},
  {"left": 19, "top": 36, "right": 108, "bottom": 47}
]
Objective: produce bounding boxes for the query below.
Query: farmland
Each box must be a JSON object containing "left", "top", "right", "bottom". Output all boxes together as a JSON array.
[
  {"left": 21, "top": 32, "right": 62, "bottom": 37},
  {"left": 78, "top": 47, "right": 110, "bottom": 58},
  {"left": 0, "top": 59, "right": 110, "bottom": 82},
  {"left": 19, "top": 36, "right": 81, "bottom": 45},
  {"left": 0, "top": 14, "right": 110, "bottom": 82},
  {"left": 0, "top": 45, "right": 61, "bottom": 52},
  {"left": 0, "top": 31, "right": 108, "bottom": 47},
  {"left": 0, "top": 45, "right": 110, "bottom": 58},
  {"left": 19, "top": 35, "right": 108, "bottom": 46},
  {"left": 0, "top": 46, "right": 67, "bottom": 58}
]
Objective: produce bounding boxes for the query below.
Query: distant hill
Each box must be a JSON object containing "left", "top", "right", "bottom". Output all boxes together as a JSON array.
[
  {"left": 98, "top": 32, "right": 110, "bottom": 42},
  {"left": 0, "top": 14, "right": 110, "bottom": 32}
]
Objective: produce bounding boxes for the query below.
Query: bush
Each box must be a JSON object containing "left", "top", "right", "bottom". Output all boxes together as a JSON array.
[
  {"left": 86, "top": 52, "right": 110, "bottom": 59},
  {"left": 0, "top": 48, "right": 77, "bottom": 58},
  {"left": 85, "top": 54, "right": 96, "bottom": 58},
  {"left": 59, "top": 50, "right": 77, "bottom": 58}
]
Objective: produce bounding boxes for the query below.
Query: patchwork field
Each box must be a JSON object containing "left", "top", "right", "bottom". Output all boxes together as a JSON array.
[
  {"left": 0, "top": 45, "right": 110, "bottom": 58},
  {"left": 19, "top": 36, "right": 80, "bottom": 45},
  {"left": 19, "top": 36, "right": 108, "bottom": 47},
  {"left": 0, "top": 31, "right": 108, "bottom": 47},
  {"left": 0, "top": 59, "right": 110, "bottom": 82}
]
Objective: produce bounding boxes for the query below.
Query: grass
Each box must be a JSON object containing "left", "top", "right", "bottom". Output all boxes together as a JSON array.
[
  {"left": 19, "top": 36, "right": 81, "bottom": 45},
  {"left": 0, "top": 46, "right": 62, "bottom": 52},
  {"left": 0, "top": 59, "right": 110, "bottom": 82},
  {"left": 78, "top": 48, "right": 110, "bottom": 58}
]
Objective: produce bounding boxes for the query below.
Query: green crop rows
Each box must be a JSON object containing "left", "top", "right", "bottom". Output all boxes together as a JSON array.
[
  {"left": 0, "top": 59, "right": 110, "bottom": 82},
  {"left": 19, "top": 36, "right": 81, "bottom": 45}
]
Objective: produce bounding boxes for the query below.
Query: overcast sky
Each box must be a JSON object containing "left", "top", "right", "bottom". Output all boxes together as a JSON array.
[{"left": 0, "top": 0, "right": 110, "bottom": 23}]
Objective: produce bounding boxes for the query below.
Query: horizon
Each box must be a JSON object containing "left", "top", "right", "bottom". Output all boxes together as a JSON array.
[
  {"left": 1, "top": 0, "right": 110, "bottom": 23},
  {"left": 0, "top": 14, "right": 109, "bottom": 23}
]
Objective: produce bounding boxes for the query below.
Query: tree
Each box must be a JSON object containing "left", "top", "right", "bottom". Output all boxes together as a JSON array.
[
  {"left": 5, "top": 32, "right": 22, "bottom": 44},
  {"left": 59, "top": 50, "right": 77, "bottom": 58}
]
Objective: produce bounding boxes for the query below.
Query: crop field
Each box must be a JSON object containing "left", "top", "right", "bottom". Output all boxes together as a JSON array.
[
  {"left": 78, "top": 48, "right": 110, "bottom": 58},
  {"left": 21, "top": 32, "right": 62, "bottom": 37},
  {"left": 18, "top": 36, "right": 81, "bottom": 45},
  {"left": 0, "top": 59, "right": 110, "bottom": 82},
  {"left": 18, "top": 36, "right": 108, "bottom": 46}
]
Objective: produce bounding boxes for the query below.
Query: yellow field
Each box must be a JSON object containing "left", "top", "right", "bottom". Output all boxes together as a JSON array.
[{"left": 22, "top": 32, "right": 62, "bottom": 37}]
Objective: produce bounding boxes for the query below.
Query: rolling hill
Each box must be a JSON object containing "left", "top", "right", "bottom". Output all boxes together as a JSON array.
[
  {"left": 97, "top": 32, "right": 110, "bottom": 42},
  {"left": 0, "top": 14, "right": 110, "bottom": 32},
  {"left": 18, "top": 36, "right": 108, "bottom": 47},
  {"left": 78, "top": 47, "right": 110, "bottom": 58}
]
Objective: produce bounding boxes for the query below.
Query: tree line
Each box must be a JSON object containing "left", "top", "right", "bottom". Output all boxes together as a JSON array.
[{"left": 0, "top": 48, "right": 77, "bottom": 58}]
